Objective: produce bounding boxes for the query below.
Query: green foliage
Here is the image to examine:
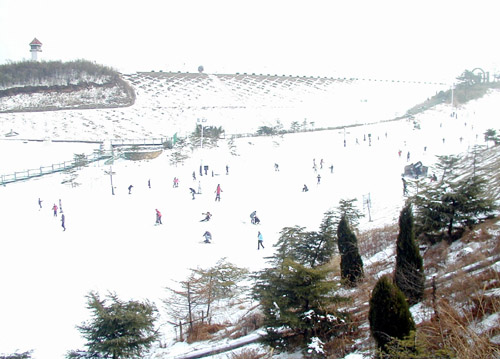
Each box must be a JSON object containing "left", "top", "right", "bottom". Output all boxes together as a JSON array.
[
  {"left": 411, "top": 154, "right": 496, "bottom": 240},
  {"left": 256, "top": 125, "right": 278, "bottom": 136},
  {"left": 270, "top": 210, "right": 337, "bottom": 268},
  {"left": 484, "top": 128, "right": 500, "bottom": 146},
  {"left": 252, "top": 210, "right": 351, "bottom": 354},
  {"left": 253, "top": 259, "right": 349, "bottom": 353},
  {"left": 337, "top": 216, "right": 364, "bottom": 286},
  {"left": 369, "top": 276, "right": 416, "bottom": 353},
  {"left": 68, "top": 291, "right": 158, "bottom": 359},
  {"left": 332, "top": 199, "right": 364, "bottom": 235},
  {"left": 394, "top": 204, "right": 425, "bottom": 305}
]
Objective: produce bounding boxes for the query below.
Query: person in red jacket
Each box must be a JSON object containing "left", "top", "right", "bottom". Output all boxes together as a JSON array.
[
  {"left": 52, "top": 204, "right": 58, "bottom": 217},
  {"left": 155, "top": 209, "right": 162, "bottom": 225},
  {"left": 215, "top": 184, "right": 223, "bottom": 201}
]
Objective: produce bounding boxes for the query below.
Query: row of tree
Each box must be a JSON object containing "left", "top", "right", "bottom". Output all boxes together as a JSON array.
[{"left": 0, "top": 60, "right": 120, "bottom": 90}]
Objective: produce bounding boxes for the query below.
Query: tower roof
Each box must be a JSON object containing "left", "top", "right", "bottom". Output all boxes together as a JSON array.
[{"left": 30, "top": 38, "right": 42, "bottom": 45}]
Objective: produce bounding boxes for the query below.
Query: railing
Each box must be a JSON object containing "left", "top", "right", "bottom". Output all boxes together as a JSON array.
[
  {"left": 110, "top": 137, "right": 169, "bottom": 147},
  {"left": 1, "top": 151, "right": 111, "bottom": 186}
]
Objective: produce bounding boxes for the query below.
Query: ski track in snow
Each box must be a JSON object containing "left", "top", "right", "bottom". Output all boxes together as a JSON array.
[{"left": 0, "top": 88, "right": 499, "bottom": 359}]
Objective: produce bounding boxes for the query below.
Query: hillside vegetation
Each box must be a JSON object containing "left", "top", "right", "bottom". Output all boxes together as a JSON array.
[{"left": 0, "top": 60, "right": 135, "bottom": 111}]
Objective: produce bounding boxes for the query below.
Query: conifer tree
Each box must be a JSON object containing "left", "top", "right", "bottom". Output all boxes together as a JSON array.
[
  {"left": 412, "top": 153, "right": 496, "bottom": 240},
  {"left": 337, "top": 216, "right": 364, "bottom": 286},
  {"left": 369, "top": 275, "right": 416, "bottom": 353},
  {"left": 394, "top": 204, "right": 425, "bottom": 305},
  {"left": 253, "top": 258, "right": 348, "bottom": 353},
  {"left": 68, "top": 291, "right": 158, "bottom": 359}
]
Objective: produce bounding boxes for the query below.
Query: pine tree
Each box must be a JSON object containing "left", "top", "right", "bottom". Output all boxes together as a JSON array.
[
  {"left": 253, "top": 258, "right": 349, "bottom": 353},
  {"left": 337, "top": 216, "right": 364, "bottom": 286},
  {"left": 412, "top": 153, "right": 496, "bottom": 240},
  {"left": 69, "top": 291, "right": 158, "bottom": 359},
  {"left": 394, "top": 204, "right": 425, "bottom": 305},
  {"left": 273, "top": 212, "right": 336, "bottom": 269},
  {"left": 369, "top": 275, "right": 416, "bottom": 353}
]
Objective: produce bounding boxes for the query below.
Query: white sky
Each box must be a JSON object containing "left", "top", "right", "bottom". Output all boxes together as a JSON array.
[{"left": 0, "top": 0, "right": 499, "bottom": 82}]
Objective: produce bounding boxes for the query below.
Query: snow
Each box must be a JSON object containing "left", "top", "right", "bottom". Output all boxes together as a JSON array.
[{"left": 0, "top": 75, "right": 499, "bottom": 359}]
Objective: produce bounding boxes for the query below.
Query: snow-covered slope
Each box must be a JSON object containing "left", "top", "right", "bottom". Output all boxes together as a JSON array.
[
  {"left": 0, "top": 72, "right": 446, "bottom": 141},
  {"left": 0, "top": 78, "right": 498, "bottom": 359}
]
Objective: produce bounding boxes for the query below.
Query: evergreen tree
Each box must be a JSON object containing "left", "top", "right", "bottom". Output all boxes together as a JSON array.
[
  {"left": 68, "top": 291, "right": 158, "bottom": 359},
  {"left": 332, "top": 199, "right": 364, "bottom": 234},
  {"left": 412, "top": 153, "right": 496, "bottom": 240},
  {"left": 394, "top": 204, "right": 425, "bottom": 305},
  {"left": 272, "top": 213, "right": 336, "bottom": 269},
  {"left": 369, "top": 275, "right": 416, "bottom": 353},
  {"left": 253, "top": 258, "right": 349, "bottom": 353},
  {"left": 337, "top": 216, "right": 364, "bottom": 286}
]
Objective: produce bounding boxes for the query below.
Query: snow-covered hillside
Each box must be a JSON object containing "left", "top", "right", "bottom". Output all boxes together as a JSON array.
[
  {"left": 0, "top": 72, "right": 447, "bottom": 141},
  {"left": 0, "top": 78, "right": 499, "bottom": 359}
]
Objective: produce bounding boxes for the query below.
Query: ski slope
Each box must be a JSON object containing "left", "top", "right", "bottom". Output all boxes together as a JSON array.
[{"left": 0, "top": 87, "right": 499, "bottom": 359}]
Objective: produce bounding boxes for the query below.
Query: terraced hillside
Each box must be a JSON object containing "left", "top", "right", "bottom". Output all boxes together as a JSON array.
[{"left": 0, "top": 71, "right": 446, "bottom": 141}]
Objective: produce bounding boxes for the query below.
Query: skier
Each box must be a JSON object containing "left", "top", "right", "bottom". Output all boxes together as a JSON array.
[
  {"left": 407, "top": 151, "right": 410, "bottom": 162},
  {"left": 317, "top": 174, "right": 321, "bottom": 184},
  {"left": 173, "top": 177, "right": 179, "bottom": 188},
  {"left": 192, "top": 171, "right": 196, "bottom": 180},
  {"left": 329, "top": 165, "right": 334, "bottom": 174},
  {"left": 128, "top": 185, "right": 133, "bottom": 194},
  {"left": 302, "top": 184, "right": 309, "bottom": 192},
  {"left": 61, "top": 213, "right": 66, "bottom": 231},
  {"left": 215, "top": 184, "right": 222, "bottom": 201},
  {"left": 250, "top": 210, "right": 257, "bottom": 224},
  {"left": 38, "top": 198, "right": 43, "bottom": 209},
  {"left": 253, "top": 215, "right": 260, "bottom": 225},
  {"left": 148, "top": 179, "right": 151, "bottom": 188},
  {"left": 274, "top": 163, "right": 279, "bottom": 171},
  {"left": 257, "top": 231, "right": 264, "bottom": 250},
  {"left": 200, "top": 212, "right": 212, "bottom": 222},
  {"left": 189, "top": 187, "right": 196, "bottom": 200},
  {"left": 203, "top": 231, "right": 212, "bottom": 244},
  {"left": 226, "top": 165, "right": 229, "bottom": 175},
  {"left": 155, "top": 209, "right": 162, "bottom": 225},
  {"left": 320, "top": 159, "right": 324, "bottom": 169},
  {"left": 59, "top": 199, "right": 63, "bottom": 213},
  {"left": 52, "top": 204, "right": 58, "bottom": 217}
]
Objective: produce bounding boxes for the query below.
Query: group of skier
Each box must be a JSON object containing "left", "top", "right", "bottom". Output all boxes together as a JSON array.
[{"left": 39, "top": 197, "right": 66, "bottom": 231}]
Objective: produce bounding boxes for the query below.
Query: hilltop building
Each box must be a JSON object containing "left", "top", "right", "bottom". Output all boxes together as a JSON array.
[{"left": 30, "top": 38, "right": 42, "bottom": 61}]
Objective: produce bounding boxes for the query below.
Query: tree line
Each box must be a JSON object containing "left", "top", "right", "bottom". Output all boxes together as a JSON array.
[{"left": 0, "top": 60, "right": 120, "bottom": 90}]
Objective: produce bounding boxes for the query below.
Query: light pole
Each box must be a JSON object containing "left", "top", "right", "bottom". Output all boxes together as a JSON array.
[{"left": 105, "top": 166, "right": 116, "bottom": 195}]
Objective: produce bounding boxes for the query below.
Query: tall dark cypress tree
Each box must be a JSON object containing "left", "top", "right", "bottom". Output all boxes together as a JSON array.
[
  {"left": 394, "top": 204, "right": 425, "bottom": 305},
  {"left": 369, "top": 275, "right": 416, "bottom": 353},
  {"left": 337, "top": 216, "right": 364, "bottom": 286}
]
